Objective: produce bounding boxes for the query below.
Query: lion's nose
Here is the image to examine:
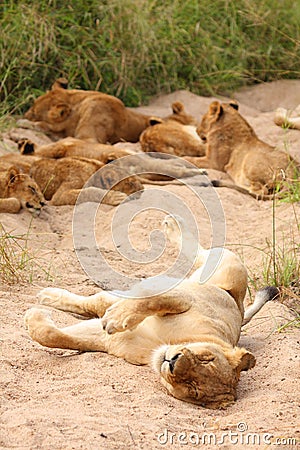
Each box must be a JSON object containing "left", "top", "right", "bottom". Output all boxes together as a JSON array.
[{"left": 168, "top": 353, "right": 181, "bottom": 374}]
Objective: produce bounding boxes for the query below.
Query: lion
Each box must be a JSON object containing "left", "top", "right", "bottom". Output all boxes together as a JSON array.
[
  {"left": 0, "top": 151, "right": 145, "bottom": 206},
  {"left": 24, "top": 214, "right": 278, "bottom": 408},
  {"left": 140, "top": 101, "right": 206, "bottom": 157},
  {"left": 24, "top": 81, "right": 153, "bottom": 144},
  {"left": 29, "top": 157, "right": 144, "bottom": 206},
  {"left": 19, "top": 137, "right": 135, "bottom": 164},
  {"left": 185, "top": 101, "right": 299, "bottom": 198},
  {"left": 0, "top": 165, "right": 45, "bottom": 214},
  {"left": 274, "top": 106, "right": 300, "bottom": 130},
  {"left": 1, "top": 146, "right": 205, "bottom": 208},
  {"left": 18, "top": 137, "right": 203, "bottom": 184}
]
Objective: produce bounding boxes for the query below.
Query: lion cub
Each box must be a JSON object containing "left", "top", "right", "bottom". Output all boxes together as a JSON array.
[
  {"left": 140, "top": 101, "right": 206, "bottom": 157},
  {"left": 0, "top": 165, "right": 45, "bottom": 214},
  {"left": 24, "top": 80, "right": 152, "bottom": 144},
  {"left": 185, "top": 101, "right": 299, "bottom": 198}
]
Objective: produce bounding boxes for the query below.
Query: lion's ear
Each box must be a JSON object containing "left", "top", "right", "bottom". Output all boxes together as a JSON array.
[
  {"left": 229, "top": 100, "right": 239, "bottom": 111},
  {"left": 225, "top": 347, "right": 256, "bottom": 375},
  {"left": 48, "top": 103, "right": 71, "bottom": 122},
  {"left": 208, "top": 101, "right": 223, "bottom": 120},
  {"left": 52, "top": 78, "right": 69, "bottom": 90},
  {"left": 172, "top": 101, "right": 184, "bottom": 114},
  {"left": 149, "top": 117, "right": 163, "bottom": 126},
  {"left": 7, "top": 167, "right": 20, "bottom": 186},
  {"left": 19, "top": 140, "right": 35, "bottom": 155}
]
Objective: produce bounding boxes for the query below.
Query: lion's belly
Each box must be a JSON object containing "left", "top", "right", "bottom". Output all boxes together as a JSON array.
[{"left": 106, "top": 304, "right": 241, "bottom": 365}]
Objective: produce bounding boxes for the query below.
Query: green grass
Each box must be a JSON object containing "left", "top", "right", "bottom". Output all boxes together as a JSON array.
[
  {"left": 0, "top": 223, "right": 55, "bottom": 284},
  {"left": 1, "top": 0, "right": 300, "bottom": 119},
  {"left": 243, "top": 199, "right": 300, "bottom": 321}
]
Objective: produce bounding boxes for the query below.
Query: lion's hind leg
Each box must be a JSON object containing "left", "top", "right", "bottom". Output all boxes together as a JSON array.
[
  {"left": 25, "top": 307, "right": 107, "bottom": 351},
  {"left": 37, "top": 287, "right": 118, "bottom": 318}
]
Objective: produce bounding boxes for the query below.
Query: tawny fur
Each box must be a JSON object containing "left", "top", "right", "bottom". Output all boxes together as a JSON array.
[
  {"left": 140, "top": 101, "right": 206, "bottom": 157},
  {"left": 185, "top": 101, "right": 299, "bottom": 198},
  {"left": 19, "top": 137, "right": 135, "bottom": 164},
  {"left": 29, "top": 157, "right": 144, "bottom": 206},
  {"left": 24, "top": 81, "right": 153, "bottom": 144},
  {"left": 0, "top": 165, "right": 45, "bottom": 214},
  {"left": 18, "top": 138, "right": 202, "bottom": 185},
  {"left": 24, "top": 215, "right": 276, "bottom": 409},
  {"left": 0, "top": 153, "right": 143, "bottom": 207}
]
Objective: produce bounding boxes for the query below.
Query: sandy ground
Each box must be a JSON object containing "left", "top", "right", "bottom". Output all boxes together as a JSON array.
[{"left": 0, "top": 81, "right": 300, "bottom": 450}]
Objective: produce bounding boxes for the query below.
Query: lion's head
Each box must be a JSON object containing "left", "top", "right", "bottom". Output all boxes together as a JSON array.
[
  {"left": 152, "top": 342, "right": 255, "bottom": 409},
  {"left": 24, "top": 81, "right": 71, "bottom": 127},
  {"left": 166, "top": 101, "right": 198, "bottom": 126},
  {"left": 146, "top": 102, "right": 197, "bottom": 129},
  {"left": 5, "top": 167, "right": 46, "bottom": 215},
  {"left": 196, "top": 100, "right": 254, "bottom": 143}
]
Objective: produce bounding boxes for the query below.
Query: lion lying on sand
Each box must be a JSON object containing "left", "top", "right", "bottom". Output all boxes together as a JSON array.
[
  {"left": 140, "top": 101, "right": 206, "bottom": 157},
  {"left": 0, "top": 153, "right": 142, "bottom": 207},
  {"left": 24, "top": 81, "right": 152, "bottom": 144},
  {"left": 18, "top": 137, "right": 202, "bottom": 183},
  {"left": 29, "top": 157, "right": 143, "bottom": 206},
  {"left": 1, "top": 141, "right": 203, "bottom": 209},
  {"left": 19, "top": 137, "right": 135, "bottom": 164},
  {"left": 185, "top": 101, "right": 299, "bottom": 198},
  {"left": 25, "top": 215, "right": 278, "bottom": 408},
  {"left": 0, "top": 160, "right": 45, "bottom": 214}
]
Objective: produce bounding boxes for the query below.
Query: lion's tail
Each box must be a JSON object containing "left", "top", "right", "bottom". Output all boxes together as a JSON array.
[
  {"left": 242, "top": 286, "right": 279, "bottom": 326},
  {"left": 211, "top": 180, "right": 274, "bottom": 201}
]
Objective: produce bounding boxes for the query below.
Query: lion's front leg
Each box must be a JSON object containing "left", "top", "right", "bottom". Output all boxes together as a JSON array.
[
  {"left": 51, "top": 185, "right": 127, "bottom": 206},
  {"left": 102, "top": 290, "right": 192, "bottom": 334},
  {"left": 0, "top": 198, "right": 21, "bottom": 214},
  {"left": 182, "top": 155, "right": 211, "bottom": 169},
  {"left": 38, "top": 287, "right": 118, "bottom": 318}
]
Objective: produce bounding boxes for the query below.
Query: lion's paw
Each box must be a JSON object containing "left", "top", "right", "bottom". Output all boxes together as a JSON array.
[
  {"left": 37, "top": 287, "right": 71, "bottom": 307},
  {"left": 101, "top": 300, "right": 145, "bottom": 334},
  {"left": 24, "top": 307, "right": 52, "bottom": 329},
  {"left": 104, "top": 191, "right": 127, "bottom": 206}
]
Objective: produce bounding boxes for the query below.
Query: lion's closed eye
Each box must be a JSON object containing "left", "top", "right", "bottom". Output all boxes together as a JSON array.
[
  {"left": 198, "top": 355, "right": 215, "bottom": 364},
  {"left": 28, "top": 185, "right": 37, "bottom": 194}
]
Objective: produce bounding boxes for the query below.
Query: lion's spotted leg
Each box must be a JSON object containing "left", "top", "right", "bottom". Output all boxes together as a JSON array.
[
  {"left": 102, "top": 288, "right": 192, "bottom": 334},
  {"left": 25, "top": 308, "right": 107, "bottom": 351},
  {"left": 38, "top": 287, "right": 119, "bottom": 318}
]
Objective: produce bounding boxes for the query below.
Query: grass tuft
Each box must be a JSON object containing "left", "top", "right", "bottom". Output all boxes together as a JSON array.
[
  {"left": 1, "top": 0, "right": 300, "bottom": 116},
  {"left": 0, "top": 223, "right": 55, "bottom": 284}
]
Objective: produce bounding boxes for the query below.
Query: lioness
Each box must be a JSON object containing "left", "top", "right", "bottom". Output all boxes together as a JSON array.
[
  {"left": 0, "top": 165, "right": 45, "bottom": 214},
  {"left": 140, "top": 101, "right": 206, "bottom": 157},
  {"left": 25, "top": 215, "right": 278, "bottom": 408},
  {"left": 185, "top": 101, "right": 299, "bottom": 198},
  {"left": 24, "top": 81, "right": 152, "bottom": 144}
]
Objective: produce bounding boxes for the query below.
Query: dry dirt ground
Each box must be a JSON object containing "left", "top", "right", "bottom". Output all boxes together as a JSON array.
[{"left": 0, "top": 81, "right": 299, "bottom": 450}]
